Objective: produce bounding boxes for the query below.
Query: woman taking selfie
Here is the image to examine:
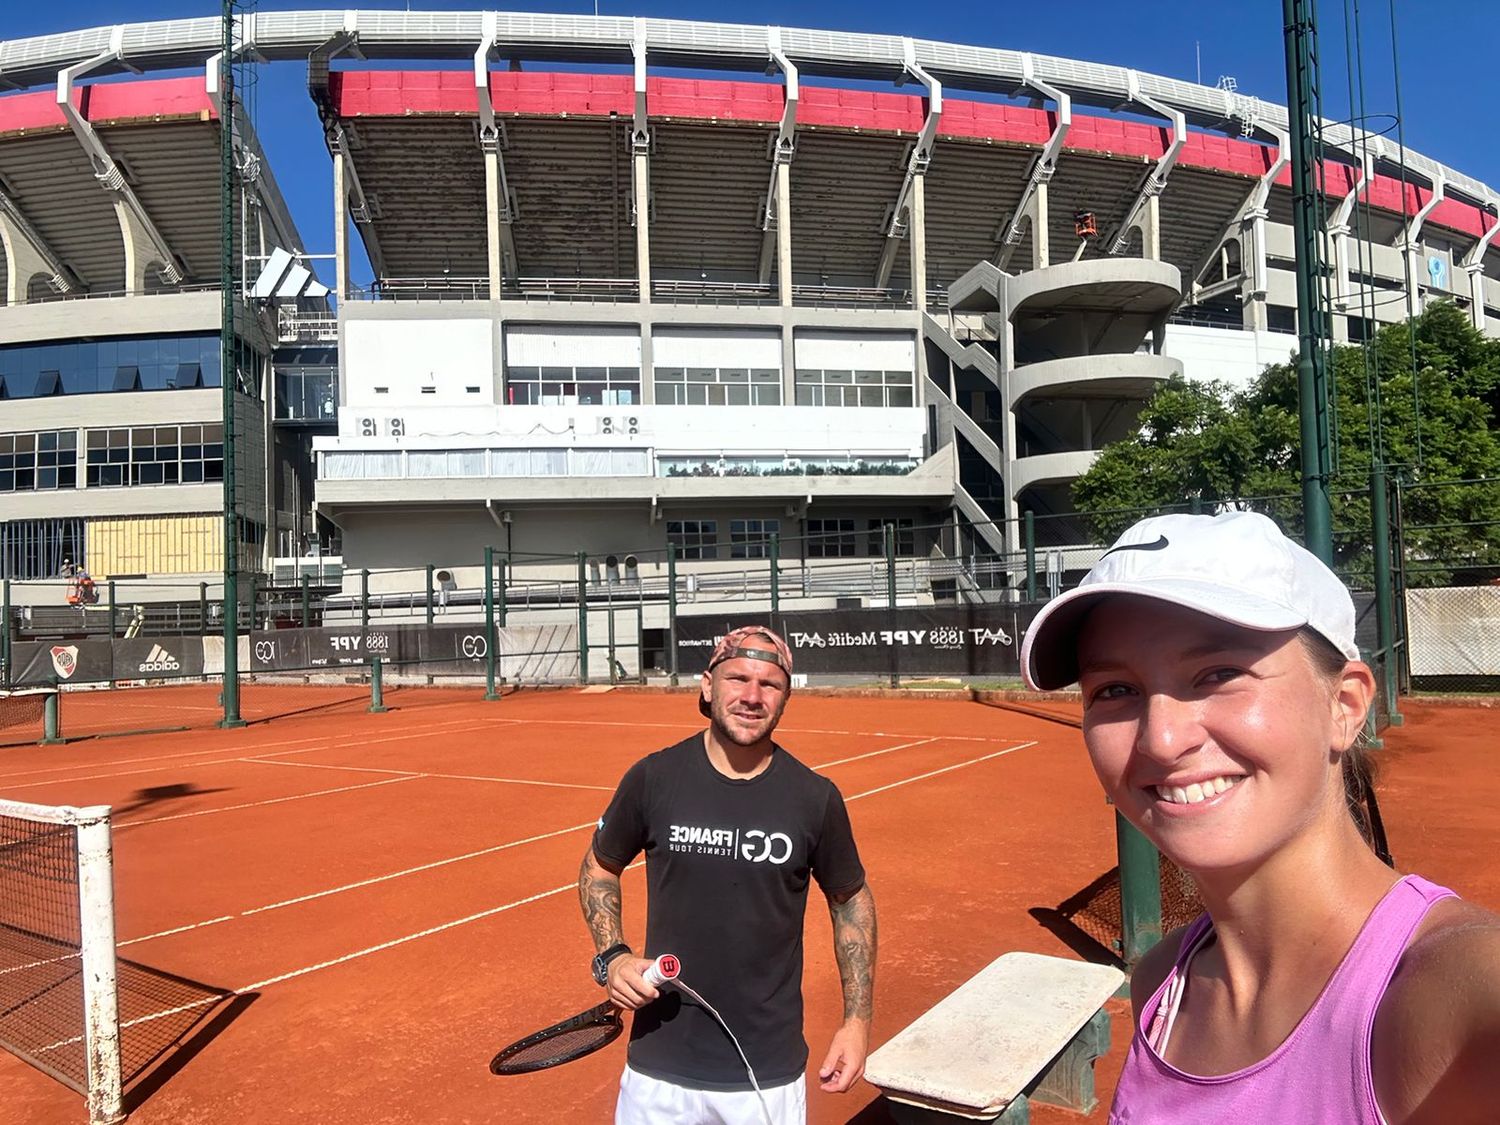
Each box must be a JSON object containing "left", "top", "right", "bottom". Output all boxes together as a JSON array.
[{"left": 1021, "top": 511, "right": 1500, "bottom": 1124}]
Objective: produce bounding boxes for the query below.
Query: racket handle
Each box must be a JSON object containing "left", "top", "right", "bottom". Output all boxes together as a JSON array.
[{"left": 642, "top": 954, "right": 680, "bottom": 989}]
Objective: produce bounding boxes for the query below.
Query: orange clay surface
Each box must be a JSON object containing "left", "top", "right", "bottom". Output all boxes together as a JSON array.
[{"left": 0, "top": 686, "right": 1494, "bottom": 1124}]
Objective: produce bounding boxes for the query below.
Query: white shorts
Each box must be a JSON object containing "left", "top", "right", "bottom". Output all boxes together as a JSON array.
[{"left": 615, "top": 1064, "right": 806, "bottom": 1125}]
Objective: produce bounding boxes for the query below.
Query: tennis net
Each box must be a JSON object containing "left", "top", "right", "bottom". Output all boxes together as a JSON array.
[
  {"left": 0, "top": 687, "right": 58, "bottom": 745},
  {"left": 0, "top": 798, "right": 123, "bottom": 1124}
]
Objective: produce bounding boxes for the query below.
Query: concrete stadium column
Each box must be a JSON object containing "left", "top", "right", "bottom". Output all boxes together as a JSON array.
[
  {"left": 781, "top": 326, "right": 796, "bottom": 406},
  {"left": 1141, "top": 195, "right": 1162, "bottom": 262},
  {"left": 776, "top": 160, "right": 793, "bottom": 309},
  {"left": 1468, "top": 262, "right": 1492, "bottom": 331},
  {"left": 635, "top": 149, "right": 652, "bottom": 303},
  {"left": 908, "top": 173, "right": 928, "bottom": 313},
  {"left": 0, "top": 222, "right": 54, "bottom": 305},
  {"left": 639, "top": 321, "right": 655, "bottom": 406},
  {"left": 1241, "top": 222, "right": 1269, "bottom": 331},
  {"left": 1030, "top": 183, "right": 1050, "bottom": 271},
  {"left": 116, "top": 200, "right": 160, "bottom": 295},
  {"left": 332, "top": 149, "right": 350, "bottom": 303},
  {"left": 485, "top": 147, "right": 504, "bottom": 301}
]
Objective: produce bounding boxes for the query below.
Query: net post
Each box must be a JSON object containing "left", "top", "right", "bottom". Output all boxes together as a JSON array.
[
  {"left": 667, "top": 544, "right": 679, "bottom": 687},
  {"left": 300, "top": 575, "right": 310, "bottom": 628},
  {"left": 369, "top": 657, "right": 388, "bottom": 713},
  {"left": 1024, "top": 511, "right": 1037, "bottom": 602},
  {"left": 42, "top": 688, "right": 64, "bottom": 744},
  {"left": 75, "top": 809, "right": 125, "bottom": 1125},
  {"left": 576, "top": 551, "right": 590, "bottom": 685},
  {"left": 360, "top": 569, "right": 370, "bottom": 629},
  {"left": 1116, "top": 811, "right": 1163, "bottom": 967},
  {"left": 884, "top": 522, "right": 899, "bottom": 688},
  {"left": 425, "top": 564, "right": 435, "bottom": 626},
  {"left": 768, "top": 532, "right": 780, "bottom": 613},
  {"left": 483, "top": 546, "right": 500, "bottom": 701}
]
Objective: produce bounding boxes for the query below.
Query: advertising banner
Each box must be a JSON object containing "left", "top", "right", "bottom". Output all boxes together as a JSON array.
[
  {"left": 10, "top": 640, "right": 115, "bottom": 686},
  {"left": 113, "top": 636, "right": 206, "bottom": 680}
]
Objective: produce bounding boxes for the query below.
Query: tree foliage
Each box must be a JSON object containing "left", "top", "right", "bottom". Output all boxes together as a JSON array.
[{"left": 1070, "top": 302, "right": 1500, "bottom": 584}]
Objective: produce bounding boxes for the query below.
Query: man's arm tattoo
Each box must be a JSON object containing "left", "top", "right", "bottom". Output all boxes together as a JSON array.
[
  {"left": 578, "top": 850, "right": 625, "bottom": 953},
  {"left": 829, "top": 884, "right": 877, "bottom": 1022}
]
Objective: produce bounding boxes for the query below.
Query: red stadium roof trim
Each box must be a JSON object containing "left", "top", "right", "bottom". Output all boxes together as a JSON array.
[{"left": 0, "top": 76, "right": 216, "bottom": 138}]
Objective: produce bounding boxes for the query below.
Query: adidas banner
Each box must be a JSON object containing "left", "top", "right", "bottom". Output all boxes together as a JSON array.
[{"left": 114, "top": 637, "right": 205, "bottom": 679}]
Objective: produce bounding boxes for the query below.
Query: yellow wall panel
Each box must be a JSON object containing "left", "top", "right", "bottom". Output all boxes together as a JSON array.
[{"left": 86, "top": 516, "right": 222, "bottom": 576}]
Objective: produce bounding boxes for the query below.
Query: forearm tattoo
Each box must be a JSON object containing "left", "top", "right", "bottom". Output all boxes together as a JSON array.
[
  {"left": 829, "top": 885, "right": 877, "bottom": 1022},
  {"left": 578, "top": 850, "right": 625, "bottom": 953}
]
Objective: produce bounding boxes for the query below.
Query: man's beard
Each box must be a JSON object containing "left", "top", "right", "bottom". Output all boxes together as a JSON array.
[{"left": 709, "top": 693, "right": 783, "bottom": 747}]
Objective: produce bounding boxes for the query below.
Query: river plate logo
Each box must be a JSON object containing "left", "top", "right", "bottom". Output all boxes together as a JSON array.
[{"left": 50, "top": 645, "right": 79, "bottom": 680}]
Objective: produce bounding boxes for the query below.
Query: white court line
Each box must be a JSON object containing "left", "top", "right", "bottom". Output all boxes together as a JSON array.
[
  {"left": 812, "top": 737, "right": 937, "bottom": 770},
  {"left": 114, "top": 775, "right": 420, "bottom": 830},
  {"left": 119, "top": 820, "right": 599, "bottom": 947},
  {"left": 472, "top": 714, "right": 1023, "bottom": 744},
  {"left": 251, "top": 757, "right": 614, "bottom": 792},
  {"left": 115, "top": 733, "right": 1040, "bottom": 1020}
]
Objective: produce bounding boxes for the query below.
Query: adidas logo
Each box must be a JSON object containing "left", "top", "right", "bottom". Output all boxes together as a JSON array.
[{"left": 140, "top": 644, "right": 181, "bottom": 673}]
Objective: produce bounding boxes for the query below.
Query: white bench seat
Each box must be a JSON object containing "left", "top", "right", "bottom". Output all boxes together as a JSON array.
[{"left": 865, "top": 951, "right": 1125, "bottom": 1122}]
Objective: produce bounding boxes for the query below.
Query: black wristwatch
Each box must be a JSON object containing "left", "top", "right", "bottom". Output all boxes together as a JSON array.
[{"left": 591, "top": 943, "right": 631, "bottom": 986}]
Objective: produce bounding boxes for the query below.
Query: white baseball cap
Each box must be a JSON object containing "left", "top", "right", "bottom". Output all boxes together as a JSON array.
[{"left": 1021, "top": 510, "right": 1359, "bottom": 691}]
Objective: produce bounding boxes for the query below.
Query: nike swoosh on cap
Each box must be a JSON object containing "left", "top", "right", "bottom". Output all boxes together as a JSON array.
[{"left": 1101, "top": 535, "right": 1170, "bottom": 558}]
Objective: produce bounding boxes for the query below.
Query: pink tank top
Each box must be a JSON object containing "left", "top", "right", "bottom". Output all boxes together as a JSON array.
[{"left": 1109, "top": 875, "right": 1456, "bottom": 1124}]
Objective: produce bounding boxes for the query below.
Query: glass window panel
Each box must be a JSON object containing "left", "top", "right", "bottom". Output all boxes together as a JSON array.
[
  {"left": 13, "top": 434, "right": 34, "bottom": 453},
  {"left": 720, "top": 368, "right": 749, "bottom": 383},
  {"left": 687, "top": 368, "right": 715, "bottom": 383},
  {"left": 726, "top": 384, "right": 749, "bottom": 406},
  {"left": 654, "top": 367, "right": 685, "bottom": 382},
  {"left": 859, "top": 386, "right": 884, "bottom": 407},
  {"left": 887, "top": 386, "right": 914, "bottom": 408},
  {"left": 825, "top": 369, "right": 853, "bottom": 384},
  {"left": 885, "top": 370, "right": 913, "bottom": 384},
  {"left": 855, "top": 370, "right": 883, "bottom": 384},
  {"left": 751, "top": 369, "right": 779, "bottom": 383}
]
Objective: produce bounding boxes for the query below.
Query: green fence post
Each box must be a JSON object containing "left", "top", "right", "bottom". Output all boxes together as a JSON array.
[
  {"left": 200, "top": 582, "right": 209, "bottom": 633},
  {"left": 1117, "top": 812, "right": 1163, "bottom": 966},
  {"left": 1189, "top": 494, "right": 1203, "bottom": 515},
  {"left": 497, "top": 553, "right": 508, "bottom": 627},
  {"left": 885, "top": 522, "right": 899, "bottom": 689},
  {"left": 41, "top": 690, "right": 64, "bottom": 745},
  {"left": 576, "top": 551, "right": 590, "bottom": 685},
  {"left": 248, "top": 575, "right": 259, "bottom": 632},
  {"left": 300, "top": 575, "right": 310, "bottom": 628},
  {"left": 1024, "top": 511, "right": 1037, "bottom": 602},
  {"left": 1370, "top": 465, "right": 1403, "bottom": 727},
  {"left": 107, "top": 580, "right": 117, "bottom": 639},
  {"left": 636, "top": 601, "right": 645, "bottom": 683},
  {"left": 769, "top": 532, "right": 780, "bottom": 613},
  {"left": 667, "top": 544, "right": 679, "bottom": 687},
  {"left": 1, "top": 578, "right": 10, "bottom": 686},
  {"left": 368, "top": 656, "right": 388, "bottom": 713},
  {"left": 483, "top": 546, "right": 500, "bottom": 701},
  {"left": 360, "top": 568, "right": 370, "bottom": 629},
  {"left": 607, "top": 601, "right": 618, "bottom": 685},
  {"left": 425, "top": 563, "right": 435, "bottom": 626}
]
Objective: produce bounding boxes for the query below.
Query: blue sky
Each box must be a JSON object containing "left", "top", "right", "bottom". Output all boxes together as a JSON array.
[{"left": 6, "top": 2, "right": 1496, "bottom": 280}]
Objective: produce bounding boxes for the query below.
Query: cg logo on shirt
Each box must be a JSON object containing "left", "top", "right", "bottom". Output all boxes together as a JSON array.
[{"left": 741, "top": 830, "right": 793, "bottom": 864}]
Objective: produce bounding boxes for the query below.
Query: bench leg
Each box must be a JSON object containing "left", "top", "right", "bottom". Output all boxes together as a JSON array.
[{"left": 1026, "top": 1006, "right": 1112, "bottom": 1115}]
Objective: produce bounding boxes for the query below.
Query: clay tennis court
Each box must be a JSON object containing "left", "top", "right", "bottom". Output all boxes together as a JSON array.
[{"left": 1, "top": 686, "right": 1495, "bottom": 1124}]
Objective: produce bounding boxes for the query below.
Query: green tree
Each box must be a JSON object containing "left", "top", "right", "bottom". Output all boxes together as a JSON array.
[{"left": 1070, "top": 302, "right": 1500, "bottom": 584}]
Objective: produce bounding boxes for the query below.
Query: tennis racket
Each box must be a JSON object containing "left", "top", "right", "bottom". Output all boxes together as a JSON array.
[{"left": 489, "top": 954, "right": 680, "bottom": 1075}]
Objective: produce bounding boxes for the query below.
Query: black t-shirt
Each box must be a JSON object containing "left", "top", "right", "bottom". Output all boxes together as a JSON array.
[{"left": 591, "top": 734, "right": 865, "bottom": 1090}]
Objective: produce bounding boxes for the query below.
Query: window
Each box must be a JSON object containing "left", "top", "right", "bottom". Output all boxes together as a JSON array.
[
  {"left": 730, "top": 518, "right": 781, "bottom": 559},
  {"left": 654, "top": 366, "right": 781, "bottom": 406},
  {"left": 0, "top": 517, "right": 85, "bottom": 579},
  {"left": 0, "top": 432, "right": 76, "bottom": 492},
  {"left": 868, "top": 518, "right": 916, "bottom": 557},
  {"left": 794, "top": 369, "right": 913, "bottom": 408},
  {"left": 85, "top": 424, "right": 223, "bottom": 488},
  {"left": 0, "top": 333, "right": 222, "bottom": 398},
  {"left": 506, "top": 365, "right": 641, "bottom": 406},
  {"left": 806, "top": 518, "right": 857, "bottom": 558},
  {"left": 667, "top": 520, "right": 718, "bottom": 560}
]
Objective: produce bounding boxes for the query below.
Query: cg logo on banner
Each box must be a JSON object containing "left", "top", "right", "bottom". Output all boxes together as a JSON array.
[
  {"left": 461, "top": 634, "right": 488, "bottom": 659},
  {"left": 254, "top": 640, "right": 277, "bottom": 663}
]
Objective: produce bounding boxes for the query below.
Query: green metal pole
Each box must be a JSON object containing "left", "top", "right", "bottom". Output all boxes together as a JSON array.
[
  {"left": 483, "top": 546, "right": 499, "bottom": 701},
  {"left": 576, "top": 551, "right": 590, "bottom": 685},
  {"left": 42, "top": 689, "right": 63, "bottom": 745},
  {"left": 248, "top": 575, "right": 259, "bottom": 632},
  {"left": 636, "top": 601, "right": 645, "bottom": 683},
  {"left": 300, "top": 575, "right": 310, "bottom": 628},
  {"left": 885, "top": 522, "right": 899, "bottom": 689},
  {"left": 368, "top": 656, "right": 387, "bottom": 713},
  {"left": 667, "top": 544, "right": 679, "bottom": 687},
  {"left": 497, "top": 552, "right": 508, "bottom": 627},
  {"left": 769, "top": 532, "right": 780, "bottom": 613},
  {"left": 218, "top": 0, "right": 243, "bottom": 728},
  {"left": 1189, "top": 494, "right": 1203, "bottom": 516},
  {"left": 607, "top": 602, "right": 617, "bottom": 685},
  {"left": 1024, "top": 511, "right": 1037, "bottom": 602},
  {"left": 1116, "top": 812, "right": 1163, "bottom": 965},
  {"left": 200, "top": 581, "right": 209, "bottom": 633},
  {"left": 107, "top": 581, "right": 117, "bottom": 640},
  {"left": 360, "top": 568, "right": 370, "bottom": 629},
  {"left": 1283, "top": 0, "right": 1334, "bottom": 564},
  {"left": 425, "top": 563, "right": 435, "bottom": 626},
  {"left": 1369, "top": 465, "right": 1402, "bottom": 727},
  {"left": 1, "top": 578, "right": 10, "bottom": 687}
]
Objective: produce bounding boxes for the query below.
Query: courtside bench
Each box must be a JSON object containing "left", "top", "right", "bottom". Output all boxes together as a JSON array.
[{"left": 864, "top": 952, "right": 1124, "bottom": 1123}]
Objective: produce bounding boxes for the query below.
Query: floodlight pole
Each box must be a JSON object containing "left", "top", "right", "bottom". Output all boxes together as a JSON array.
[
  {"left": 219, "top": 0, "right": 244, "bottom": 726},
  {"left": 1282, "top": 0, "right": 1335, "bottom": 565}
]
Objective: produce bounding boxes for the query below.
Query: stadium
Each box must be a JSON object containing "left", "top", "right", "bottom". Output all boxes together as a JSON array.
[{"left": 0, "top": 9, "right": 1496, "bottom": 671}]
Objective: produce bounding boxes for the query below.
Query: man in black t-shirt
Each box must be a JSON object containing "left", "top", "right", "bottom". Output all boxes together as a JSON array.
[{"left": 578, "top": 625, "right": 876, "bottom": 1125}]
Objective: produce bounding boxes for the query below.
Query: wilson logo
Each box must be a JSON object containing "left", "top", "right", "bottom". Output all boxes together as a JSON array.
[{"left": 139, "top": 644, "right": 181, "bottom": 673}]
